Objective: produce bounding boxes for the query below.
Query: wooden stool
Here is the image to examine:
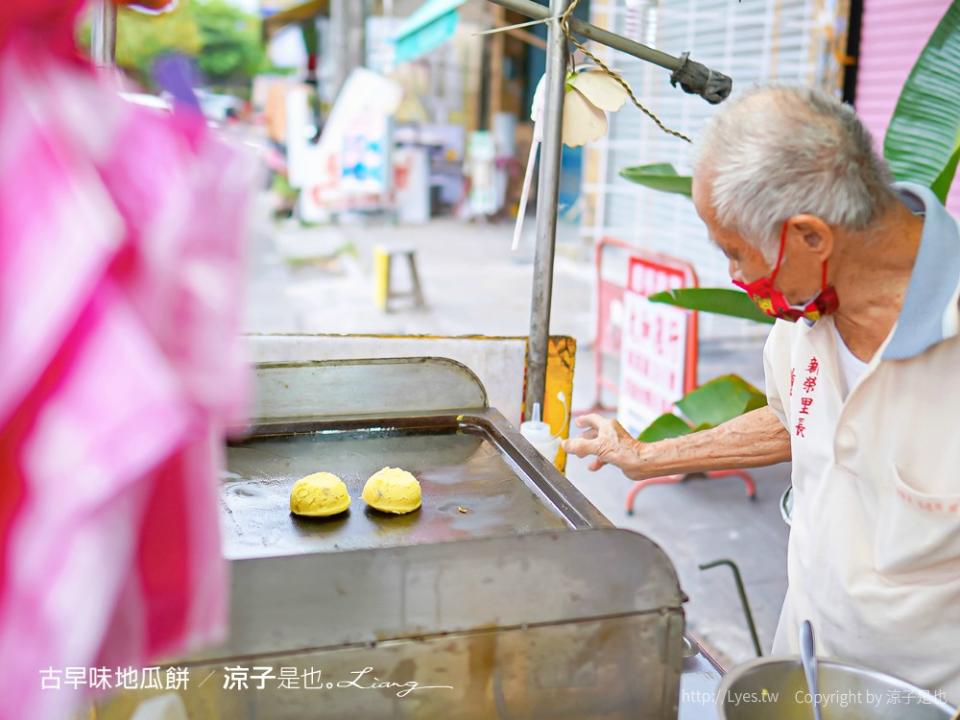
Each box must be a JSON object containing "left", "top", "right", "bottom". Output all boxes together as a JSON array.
[{"left": 374, "top": 245, "right": 426, "bottom": 312}]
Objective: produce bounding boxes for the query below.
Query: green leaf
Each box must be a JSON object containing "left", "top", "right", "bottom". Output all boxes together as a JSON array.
[
  {"left": 883, "top": 2, "right": 960, "bottom": 196},
  {"left": 675, "top": 374, "right": 767, "bottom": 428},
  {"left": 648, "top": 288, "right": 775, "bottom": 324},
  {"left": 619, "top": 163, "right": 692, "bottom": 197},
  {"left": 115, "top": 3, "right": 202, "bottom": 79},
  {"left": 637, "top": 413, "right": 694, "bottom": 442},
  {"left": 931, "top": 139, "right": 960, "bottom": 204},
  {"left": 109, "top": 0, "right": 265, "bottom": 89},
  {"left": 635, "top": 376, "right": 766, "bottom": 441}
]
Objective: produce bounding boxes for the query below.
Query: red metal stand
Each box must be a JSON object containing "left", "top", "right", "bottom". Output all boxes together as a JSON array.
[{"left": 624, "top": 469, "right": 757, "bottom": 515}]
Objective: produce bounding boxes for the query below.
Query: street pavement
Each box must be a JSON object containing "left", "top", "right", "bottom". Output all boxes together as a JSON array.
[{"left": 245, "top": 209, "right": 791, "bottom": 667}]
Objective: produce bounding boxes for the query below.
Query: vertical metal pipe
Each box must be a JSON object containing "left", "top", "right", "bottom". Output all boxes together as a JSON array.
[
  {"left": 524, "top": 0, "right": 569, "bottom": 418},
  {"left": 90, "top": 0, "right": 118, "bottom": 68},
  {"left": 699, "top": 559, "right": 764, "bottom": 658},
  {"left": 330, "top": 0, "right": 366, "bottom": 98}
]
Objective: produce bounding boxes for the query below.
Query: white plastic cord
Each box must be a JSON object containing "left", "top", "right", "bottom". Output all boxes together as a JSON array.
[{"left": 512, "top": 137, "right": 540, "bottom": 251}]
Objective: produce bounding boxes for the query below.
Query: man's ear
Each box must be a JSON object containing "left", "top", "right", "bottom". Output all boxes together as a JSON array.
[{"left": 787, "top": 214, "right": 834, "bottom": 262}]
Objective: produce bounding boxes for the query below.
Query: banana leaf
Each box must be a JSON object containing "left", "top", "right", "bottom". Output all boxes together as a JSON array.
[
  {"left": 931, "top": 141, "right": 960, "bottom": 203},
  {"left": 619, "top": 163, "right": 692, "bottom": 198},
  {"left": 675, "top": 374, "right": 767, "bottom": 428},
  {"left": 637, "top": 413, "right": 693, "bottom": 443},
  {"left": 883, "top": 2, "right": 960, "bottom": 202},
  {"left": 636, "top": 375, "right": 766, "bottom": 441},
  {"left": 648, "top": 288, "right": 775, "bottom": 324}
]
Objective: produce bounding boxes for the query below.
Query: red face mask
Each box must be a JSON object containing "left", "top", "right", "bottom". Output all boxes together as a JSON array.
[{"left": 732, "top": 223, "right": 838, "bottom": 323}]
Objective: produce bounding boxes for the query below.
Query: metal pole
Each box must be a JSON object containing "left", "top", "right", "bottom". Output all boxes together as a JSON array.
[
  {"left": 487, "top": 0, "right": 677, "bottom": 71},
  {"left": 91, "top": 0, "right": 118, "bottom": 68},
  {"left": 699, "top": 559, "right": 764, "bottom": 658},
  {"left": 485, "top": 0, "right": 731, "bottom": 104},
  {"left": 330, "top": 0, "right": 366, "bottom": 98},
  {"left": 524, "top": 0, "right": 569, "bottom": 418}
]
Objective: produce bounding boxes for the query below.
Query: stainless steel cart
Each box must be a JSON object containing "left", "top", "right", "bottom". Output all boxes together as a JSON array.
[{"left": 95, "top": 357, "right": 724, "bottom": 719}]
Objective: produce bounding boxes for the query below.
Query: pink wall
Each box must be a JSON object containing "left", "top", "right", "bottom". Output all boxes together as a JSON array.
[{"left": 855, "top": 0, "right": 960, "bottom": 212}]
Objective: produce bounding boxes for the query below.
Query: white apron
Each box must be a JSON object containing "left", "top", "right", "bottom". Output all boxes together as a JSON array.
[{"left": 764, "top": 316, "right": 960, "bottom": 706}]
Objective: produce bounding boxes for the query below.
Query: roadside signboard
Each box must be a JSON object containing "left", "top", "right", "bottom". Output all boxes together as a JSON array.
[{"left": 616, "top": 254, "right": 698, "bottom": 436}]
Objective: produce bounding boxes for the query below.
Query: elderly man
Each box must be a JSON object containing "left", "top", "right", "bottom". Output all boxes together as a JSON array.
[{"left": 565, "top": 86, "right": 960, "bottom": 703}]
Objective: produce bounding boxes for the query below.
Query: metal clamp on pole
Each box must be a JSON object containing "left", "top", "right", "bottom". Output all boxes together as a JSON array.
[
  {"left": 485, "top": 0, "right": 731, "bottom": 103},
  {"left": 670, "top": 52, "right": 730, "bottom": 105}
]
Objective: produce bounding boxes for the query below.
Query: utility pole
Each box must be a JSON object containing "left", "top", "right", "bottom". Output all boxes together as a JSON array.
[{"left": 330, "top": 0, "right": 367, "bottom": 97}]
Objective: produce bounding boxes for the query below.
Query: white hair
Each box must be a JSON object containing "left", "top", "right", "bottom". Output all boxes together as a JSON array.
[{"left": 695, "top": 85, "right": 897, "bottom": 262}]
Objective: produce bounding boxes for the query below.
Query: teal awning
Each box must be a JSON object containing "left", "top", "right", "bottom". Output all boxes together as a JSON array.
[{"left": 393, "top": 0, "right": 466, "bottom": 64}]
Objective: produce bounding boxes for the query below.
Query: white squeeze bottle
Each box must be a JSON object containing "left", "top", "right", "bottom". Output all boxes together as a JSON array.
[{"left": 520, "top": 393, "right": 568, "bottom": 464}]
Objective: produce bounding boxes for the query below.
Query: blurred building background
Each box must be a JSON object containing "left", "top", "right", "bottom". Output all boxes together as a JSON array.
[{"left": 96, "top": 0, "right": 957, "bottom": 396}]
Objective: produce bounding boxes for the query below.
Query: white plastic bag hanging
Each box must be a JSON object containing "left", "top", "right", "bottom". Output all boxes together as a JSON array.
[{"left": 512, "top": 68, "right": 628, "bottom": 251}]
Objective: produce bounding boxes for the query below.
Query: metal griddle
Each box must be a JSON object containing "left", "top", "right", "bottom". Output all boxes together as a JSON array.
[
  {"left": 94, "top": 357, "right": 691, "bottom": 720},
  {"left": 222, "top": 409, "right": 607, "bottom": 558}
]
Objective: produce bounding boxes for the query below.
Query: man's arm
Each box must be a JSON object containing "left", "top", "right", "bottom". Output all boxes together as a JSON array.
[{"left": 563, "top": 406, "right": 791, "bottom": 481}]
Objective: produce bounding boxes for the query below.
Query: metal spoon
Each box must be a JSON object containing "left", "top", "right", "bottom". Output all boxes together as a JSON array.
[{"left": 800, "top": 620, "right": 823, "bottom": 720}]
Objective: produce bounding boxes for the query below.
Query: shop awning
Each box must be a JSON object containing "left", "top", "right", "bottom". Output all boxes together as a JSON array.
[{"left": 393, "top": 0, "right": 466, "bottom": 64}]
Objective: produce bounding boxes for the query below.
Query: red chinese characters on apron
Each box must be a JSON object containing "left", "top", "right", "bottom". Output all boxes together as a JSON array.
[{"left": 791, "top": 356, "right": 819, "bottom": 439}]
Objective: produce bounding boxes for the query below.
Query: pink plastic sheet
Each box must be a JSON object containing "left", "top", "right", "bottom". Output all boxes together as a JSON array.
[{"left": 0, "top": 6, "right": 254, "bottom": 717}]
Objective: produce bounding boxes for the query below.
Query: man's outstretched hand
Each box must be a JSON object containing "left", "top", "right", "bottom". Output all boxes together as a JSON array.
[
  {"left": 562, "top": 414, "right": 638, "bottom": 473},
  {"left": 564, "top": 406, "right": 793, "bottom": 482}
]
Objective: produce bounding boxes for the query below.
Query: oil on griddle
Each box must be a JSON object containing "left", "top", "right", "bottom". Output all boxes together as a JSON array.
[{"left": 220, "top": 425, "right": 569, "bottom": 559}]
